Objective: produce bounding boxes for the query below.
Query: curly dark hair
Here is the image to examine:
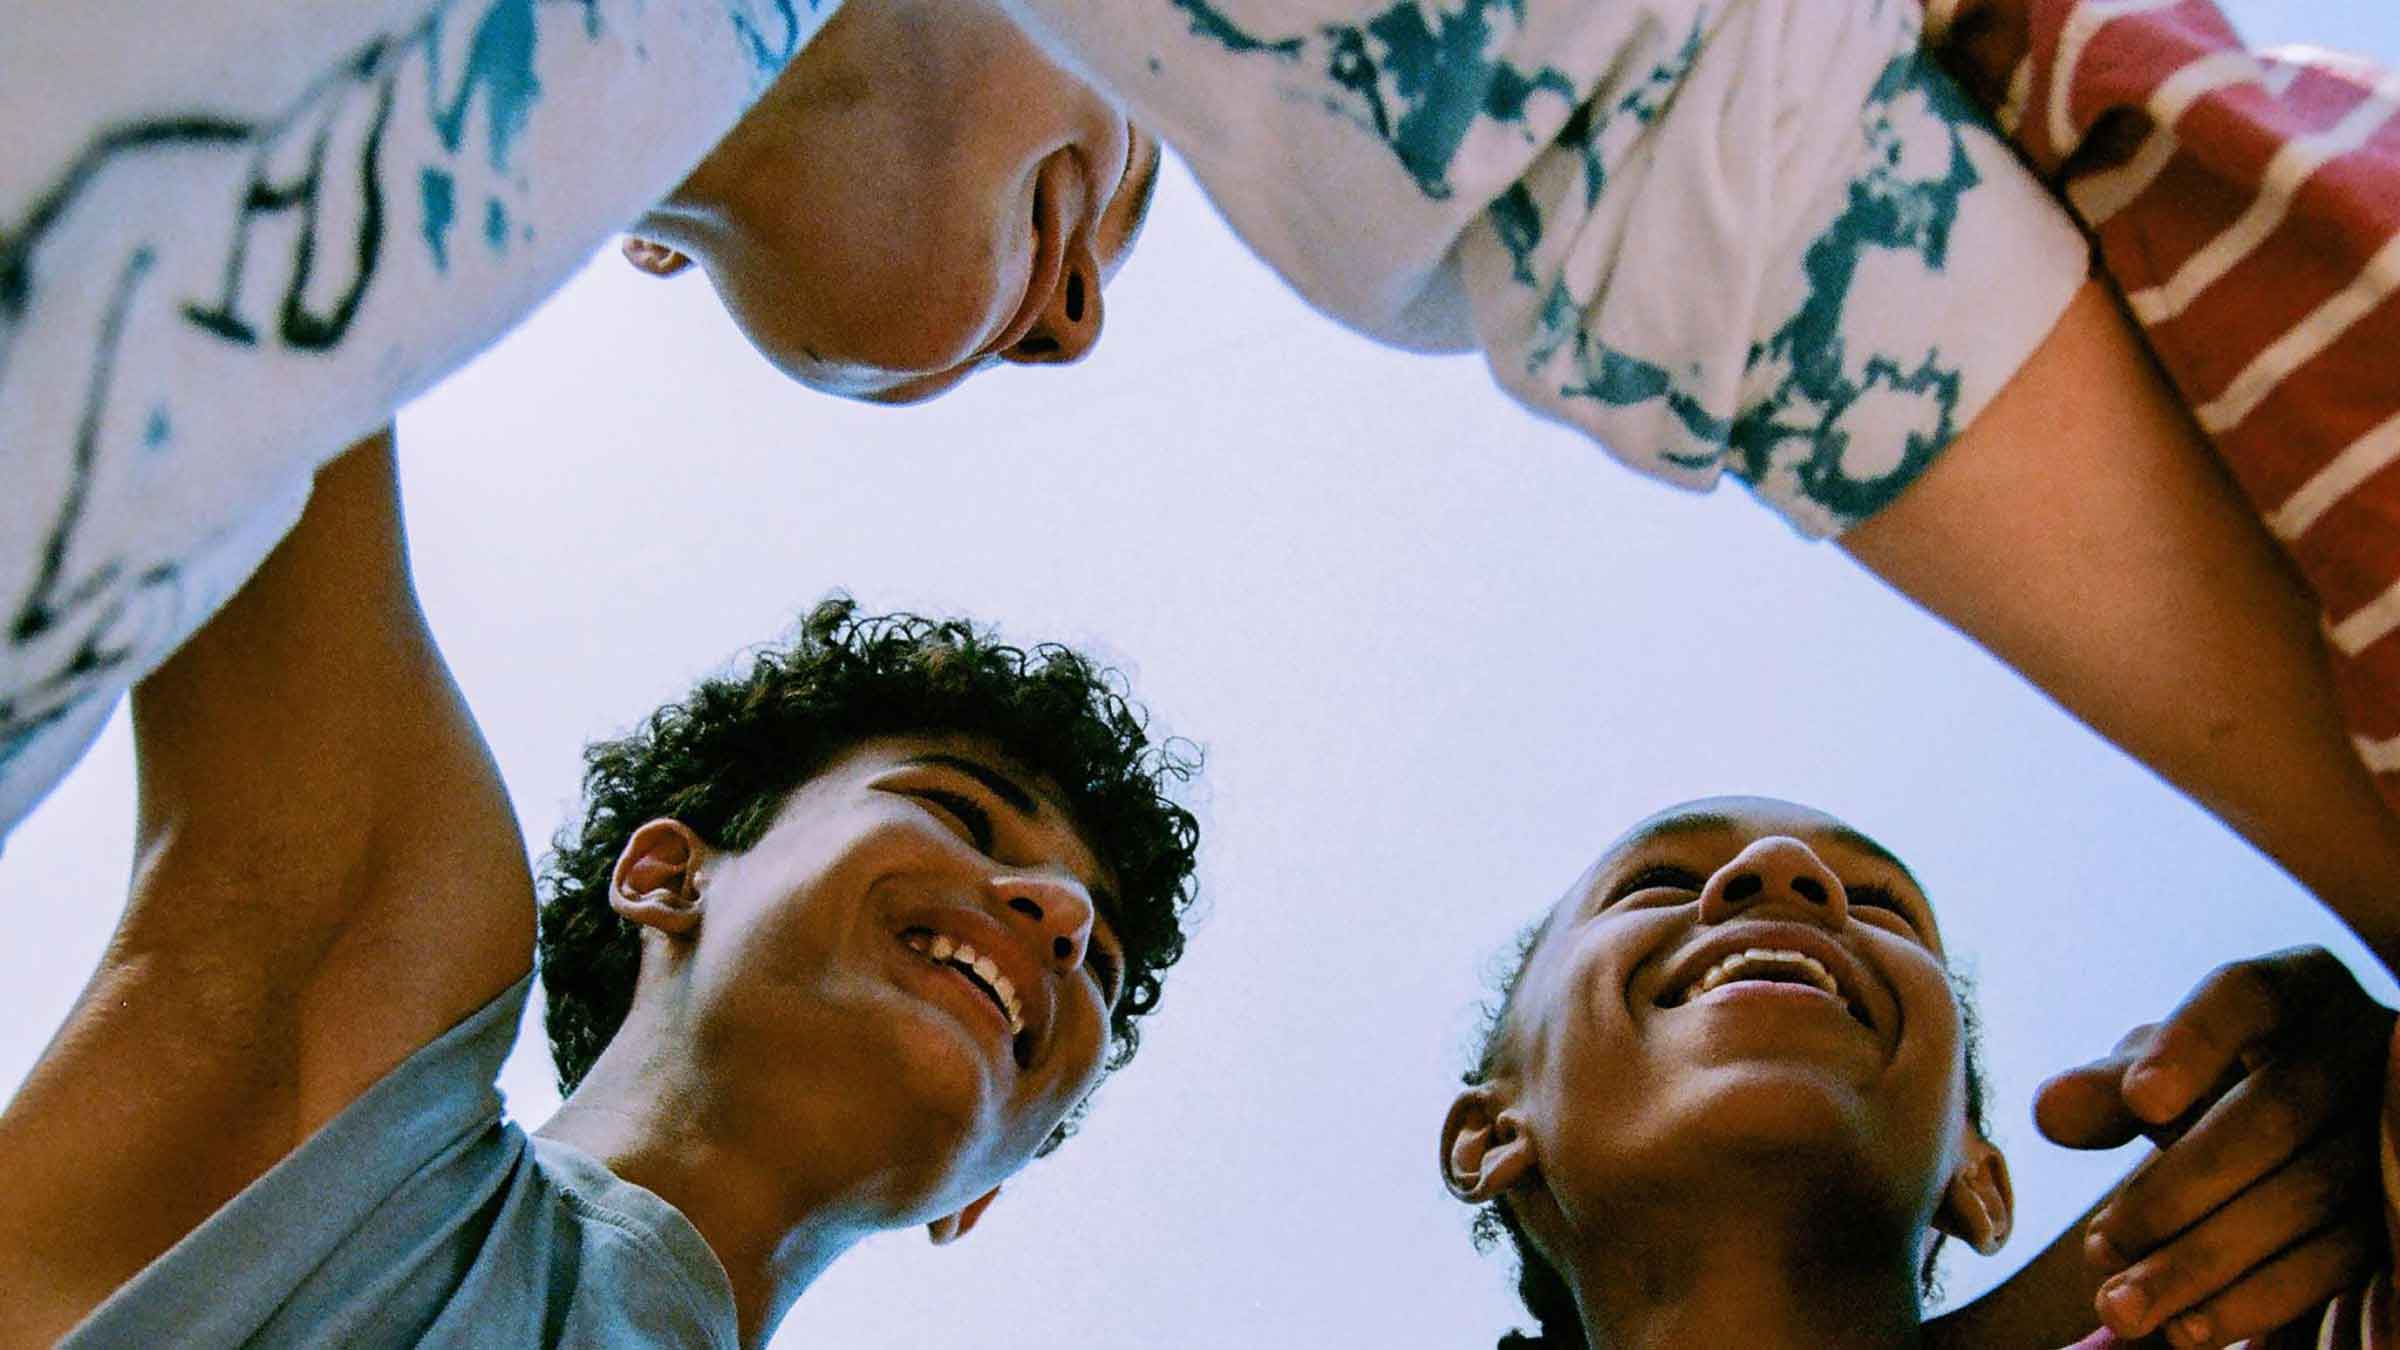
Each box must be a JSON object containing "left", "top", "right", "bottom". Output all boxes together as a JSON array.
[
  {"left": 1462, "top": 910, "right": 1991, "bottom": 1349},
  {"left": 536, "top": 596, "right": 1202, "bottom": 1153}
]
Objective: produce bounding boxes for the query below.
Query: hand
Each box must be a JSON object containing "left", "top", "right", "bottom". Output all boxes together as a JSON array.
[
  {"left": 1919, "top": 0, "right": 2034, "bottom": 133},
  {"left": 1919, "top": 0, "right": 2161, "bottom": 181},
  {"left": 2035, "top": 946, "right": 2394, "bottom": 1347}
]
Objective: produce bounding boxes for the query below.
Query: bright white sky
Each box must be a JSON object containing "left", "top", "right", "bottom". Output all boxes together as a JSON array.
[{"left": 6, "top": 4, "right": 2398, "bottom": 1346}]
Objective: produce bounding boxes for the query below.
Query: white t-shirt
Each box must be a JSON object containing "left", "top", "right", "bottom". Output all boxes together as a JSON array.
[
  {"left": 1001, "top": 0, "right": 2090, "bottom": 535},
  {"left": 0, "top": 0, "right": 840, "bottom": 835}
]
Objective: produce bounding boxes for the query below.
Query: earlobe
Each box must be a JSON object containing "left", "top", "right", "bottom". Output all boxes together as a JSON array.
[
  {"left": 927, "top": 1188, "right": 1001, "bottom": 1246},
  {"left": 1934, "top": 1133, "right": 2014, "bottom": 1256},
  {"left": 610, "top": 818, "right": 709, "bottom": 936},
  {"left": 621, "top": 236, "right": 694, "bottom": 278},
  {"left": 1440, "top": 1088, "right": 1538, "bottom": 1205}
]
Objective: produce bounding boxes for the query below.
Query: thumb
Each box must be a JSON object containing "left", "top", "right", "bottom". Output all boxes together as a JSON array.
[{"left": 2034, "top": 1056, "right": 2150, "bottom": 1150}]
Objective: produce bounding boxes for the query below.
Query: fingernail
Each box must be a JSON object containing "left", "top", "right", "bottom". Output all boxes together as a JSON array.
[
  {"left": 2168, "top": 1312, "right": 2211, "bottom": 1346},
  {"left": 2084, "top": 1229, "right": 2124, "bottom": 1269},
  {"left": 2099, "top": 1280, "right": 2149, "bottom": 1333}
]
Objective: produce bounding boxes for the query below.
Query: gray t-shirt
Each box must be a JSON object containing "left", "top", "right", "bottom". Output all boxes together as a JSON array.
[{"left": 64, "top": 975, "right": 739, "bottom": 1348}]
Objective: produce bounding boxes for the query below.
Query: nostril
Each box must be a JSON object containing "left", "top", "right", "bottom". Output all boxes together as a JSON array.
[
  {"left": 1065, "top": 271, "right": 1085, "bottom": 323},
  {"left": 1792, "top": 877, "right": 1829, "bottom": 905},
  {"left": 1052, "top": 936, "right": 1072, "bottom": 960},
  {"left": 1725, "top": 874, "right": 1763, "bottom": 902},
  {"left": 1008, "top": 896, "right": 1045, "bottom": 921}
]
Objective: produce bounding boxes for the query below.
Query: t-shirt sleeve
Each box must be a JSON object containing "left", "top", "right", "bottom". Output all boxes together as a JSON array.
[
  {"left": 60, "top": 974, "right": 537, "bottom": 1349},
  {"left": 1000, "top": 0, "right": 2091, "bottom": 537},
  {"left": 0, "top": 0, "right": 842, "bottom": 840}
]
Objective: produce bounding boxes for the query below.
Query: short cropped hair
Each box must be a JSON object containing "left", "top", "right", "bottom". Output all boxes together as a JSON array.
[{"left": 1462, "top": 913, "right": 1990, "bottom": 1348}]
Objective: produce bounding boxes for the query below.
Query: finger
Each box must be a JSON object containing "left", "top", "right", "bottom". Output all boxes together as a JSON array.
[
  {"left": 1922, "top": 0, "right": 2031, "bottom": 111},
  {"left": 2036, "top": 1023, "right": 2168, "bottom": 1150},
  {"left": 2088, "top": 1126, "right": 2372, "bottom": 1339},
  {"left": 2036, "top": 1059, "right": 2153, "bottom": 1151},
  {"left": 2119, "top": 960, "right": 2291, "bottom": 1128},
  {"left": 2151, "top": 1213, "right": 2378, "bottom": 1349},
  {"left": 2092, "top": 1057, "right": 2343, "bottom": 1262}
]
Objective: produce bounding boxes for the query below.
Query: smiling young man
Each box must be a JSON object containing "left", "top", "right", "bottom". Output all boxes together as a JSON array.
[
  {"left": 0, "top": 0, "right": 1161, "bottom": 840},
  {"left": 0, "top": 431, "right": 1199, "bottom": 1348}
]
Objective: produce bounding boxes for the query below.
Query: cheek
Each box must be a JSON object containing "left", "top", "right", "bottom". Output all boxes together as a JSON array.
[{"left": 1885, "top": 967, "right": 1973, "bottom": 1146}]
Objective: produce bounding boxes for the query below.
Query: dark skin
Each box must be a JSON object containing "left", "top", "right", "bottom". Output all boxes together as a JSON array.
[
  {"left": 1447, "top": 801, "right": 2392, "bottom": 1350},
  {"left": 0, "top": 432, "right": 1132, "bottom": 1348},
  {"left": 1446, "top": 802, "right": 2006, "bottom": 1350},
  {"left": 1940, "top": 948, "right": 2394, "bottom": 1349}
]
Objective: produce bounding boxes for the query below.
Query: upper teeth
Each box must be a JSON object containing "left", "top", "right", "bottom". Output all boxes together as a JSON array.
[
  {"left": 905, "top": 931, "right": 1025, "bottom": 1036},
  {"left": 1684, "top": 949, "right": 1841, "bottom": 1002}
]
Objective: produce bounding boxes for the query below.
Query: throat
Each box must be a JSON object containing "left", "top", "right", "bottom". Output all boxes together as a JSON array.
[{"left": 1562, "top": 1188, "right": 1930, "bottom": 1350}]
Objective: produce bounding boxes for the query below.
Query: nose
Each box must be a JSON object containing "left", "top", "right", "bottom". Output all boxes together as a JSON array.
[
  {"left": 1697, "top": 837, "right": 1849, "bottom": 926},
  {"left": 1002, "top": 241, "right": 1104, "bottom": 367},
  {"left": 991, "top": 871, "right": 1098, "bottom": 970}
]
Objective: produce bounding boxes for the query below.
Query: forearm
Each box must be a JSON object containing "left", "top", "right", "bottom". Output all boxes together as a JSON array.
[
  {"left": 0, "top": 435, "right": 532, "bottom": 1343},
  {"left": 1844, "top": 281, "right": 2400, "bottom": 962}
]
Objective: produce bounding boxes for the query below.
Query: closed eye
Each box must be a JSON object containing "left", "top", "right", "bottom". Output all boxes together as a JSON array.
[
  {"left": 1607, "top": 862, "right": 1706, "bottom": 906},
  {"left": 916, "top": 788, "right": 995, "bottom": 853},
  {"left": 1847, "top": 883, "right": 1918, "bottom": 929},
  {"left": 1087, "top": 943, "right": 1125, "bottom": 1006}
]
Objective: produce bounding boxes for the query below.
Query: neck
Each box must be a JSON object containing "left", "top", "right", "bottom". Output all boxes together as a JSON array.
[
  {"left": 1556, "top": 1176, "right": 1929, "bottom": 1350},
  {"left": 537, "top": 1020, "right": 876, "bottom": 1347}
]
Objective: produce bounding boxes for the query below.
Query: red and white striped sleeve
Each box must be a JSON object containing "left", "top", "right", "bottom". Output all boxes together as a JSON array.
[{"left": 1926, "top": 0, "right": 2400, "bottom": 815}]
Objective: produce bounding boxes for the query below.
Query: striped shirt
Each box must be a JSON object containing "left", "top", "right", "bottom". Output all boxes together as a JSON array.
[{"left": 1921, "top": 0, "right": 2400, "bottom": 813}]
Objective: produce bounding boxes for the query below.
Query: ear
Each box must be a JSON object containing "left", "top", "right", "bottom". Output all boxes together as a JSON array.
[
  {"left": 621, "top": 236, "right": 694, "bottom": 278},
  {"left": 610, "top": 818, "right": 709, "bottom": 937},
  {"left": 1933, "top": 1129, "right": 2014, "bottom": 1256},
  {"left": 926, "top": 1187, "right": 1001, "bottom": 1246},
  {"left": 1441, "top": 1086, "right": 1538, "bottom": 1205}
]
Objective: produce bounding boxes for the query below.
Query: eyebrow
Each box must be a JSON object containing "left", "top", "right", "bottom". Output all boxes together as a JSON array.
[
  {"left": 907, "top": 752, "right": 1125, "bottom": 917},
  {"left": 908, "top": 752, "right": 1039, "bottom": 817},
  {"left": 1821, "top": 825, "right": 1912, "bottom": 877},
  {"left": 1620, "top": 812, "right": 1917, "bottom": 879}
]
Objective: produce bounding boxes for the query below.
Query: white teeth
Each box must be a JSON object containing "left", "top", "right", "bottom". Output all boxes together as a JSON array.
[
  {"left": 1685, "top": 948, "right": 1841, "bottom": 1001},
  {"left": 905, "top": 930, "right": 1025, "bottom": 1037}
]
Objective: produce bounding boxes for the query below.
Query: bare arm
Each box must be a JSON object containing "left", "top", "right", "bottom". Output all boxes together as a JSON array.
[
  {"left": 0, "top": 433, "right": 532, "bottom": 1346},
  {"left": 1843, "top": 280, "right": 2400, "bottom": 961}
]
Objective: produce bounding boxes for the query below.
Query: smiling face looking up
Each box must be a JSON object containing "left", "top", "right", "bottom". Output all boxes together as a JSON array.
[
  {"left": 638, "top": 733, "right": 1130, "bottom": 1216},
  {"left": 1445, "top": 796, "right": 2011, "bottom": 1349},
  {"left": 621, "top": 0, "right": 1163, "bottom": 404}
]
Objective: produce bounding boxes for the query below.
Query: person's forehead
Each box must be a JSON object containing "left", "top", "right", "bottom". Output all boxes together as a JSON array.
[{"left": 1597, "top": 796, "right": 1906, "bottom": 872}]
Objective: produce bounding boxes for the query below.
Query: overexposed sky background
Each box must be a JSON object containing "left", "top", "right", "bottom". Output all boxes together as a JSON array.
[{"left": 6, "top": 3, "right": 2399, "bottom": 1345}]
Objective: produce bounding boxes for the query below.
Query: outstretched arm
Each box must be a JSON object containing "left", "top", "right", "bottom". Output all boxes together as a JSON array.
[
  {"left": 0, "top": 432, "right": 533, "bottom": 1347},
  {"left": 988, "top": 2, "right": 2400, "bottom": 952},
  {"left": 1844, "top": 280, "right": 2400, "bottom": 961}
]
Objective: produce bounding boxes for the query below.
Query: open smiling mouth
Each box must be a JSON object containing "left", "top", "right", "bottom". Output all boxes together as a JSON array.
[
  {"left": 901, "top": 928, "right": 1035, "bottom": 1068},
  {"left": 1656, "top": 949, "right": 1876, "bottom": 1030}
]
